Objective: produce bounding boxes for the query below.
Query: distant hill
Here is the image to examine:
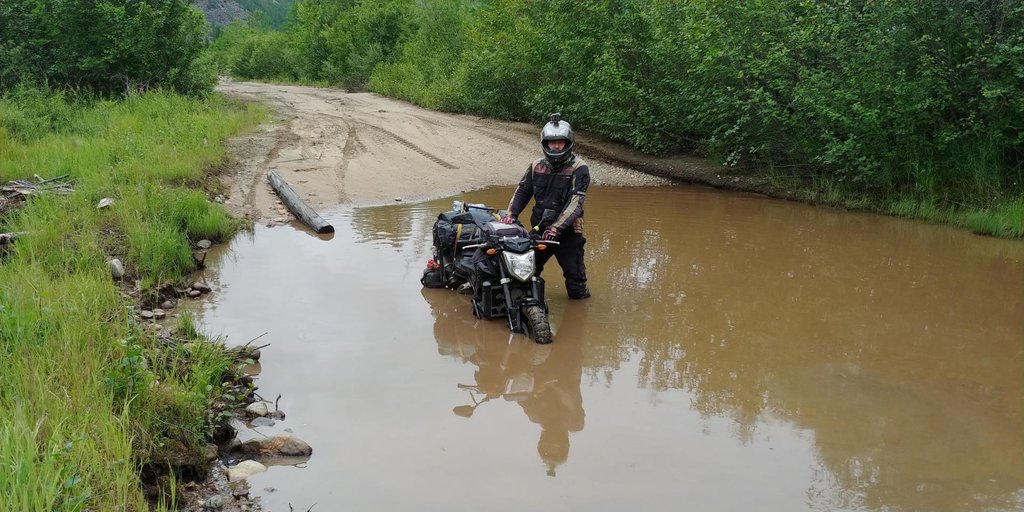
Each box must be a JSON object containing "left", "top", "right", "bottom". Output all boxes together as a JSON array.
[{"left": 194, "top": 0, "right": 294, "bottom": 29}]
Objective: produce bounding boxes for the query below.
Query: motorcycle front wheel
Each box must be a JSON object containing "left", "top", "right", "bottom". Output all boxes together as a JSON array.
[{"left": 522, "top": 305, "right": 552, "bottom": 344}]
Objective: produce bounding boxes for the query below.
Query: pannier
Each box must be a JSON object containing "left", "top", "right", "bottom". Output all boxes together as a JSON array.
[
  {"left": 420, "top": 268, "right": 446, "bottom": 288},
  {"left": 428, "top": 205, "right": 503, "bottom": 289},
  {"left": 432, "top": 209, "right": 499, "bottom": 259}
]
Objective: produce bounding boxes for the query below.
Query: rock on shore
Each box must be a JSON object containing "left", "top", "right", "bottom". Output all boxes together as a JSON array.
[{"left": 231, "top": 434, "right": 313, "bottom": 458}]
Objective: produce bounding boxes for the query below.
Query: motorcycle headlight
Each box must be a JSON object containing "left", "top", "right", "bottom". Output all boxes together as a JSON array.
[{"left": 502, "top": 250, "right": 535, "bottom": 282}]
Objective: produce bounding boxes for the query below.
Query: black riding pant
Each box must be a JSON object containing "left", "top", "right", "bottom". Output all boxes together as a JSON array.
[{"left": 536, "top": 232, "right": 589, "bottom": 299}]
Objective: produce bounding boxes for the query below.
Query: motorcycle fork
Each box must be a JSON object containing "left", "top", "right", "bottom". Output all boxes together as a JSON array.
[
  {"left": 530, "top": 279, "right": 546, "bottom": 313},
  {"left": 496, "top": 261, "right": 523, "bottom": 333}
]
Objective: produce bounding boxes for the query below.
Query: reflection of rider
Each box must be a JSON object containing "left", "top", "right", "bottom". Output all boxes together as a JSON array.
[
  {"left": 423, "top": 289, "right": 586, "bottom": 476},
  {"left": 519, "top": 304, "right": 585, "bottom": 476}
]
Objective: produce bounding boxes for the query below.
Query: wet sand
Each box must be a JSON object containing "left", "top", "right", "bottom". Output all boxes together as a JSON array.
[{"left": 216, "top": 80, "right": 671, "bottom": 222}]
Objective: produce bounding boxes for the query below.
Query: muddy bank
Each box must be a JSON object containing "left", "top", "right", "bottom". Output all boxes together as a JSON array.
[
  {"left": 215, "top": 80, "right": 672, "bottom": 223},
  {"left": 571, "top": 134, "right": 808, "bottom": 201}
]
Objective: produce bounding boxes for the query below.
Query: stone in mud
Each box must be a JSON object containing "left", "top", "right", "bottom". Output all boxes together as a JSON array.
[
  {"left": 230, "top": 481, "right": 250, "bottom": 498},
  {"left": 109, "top": 259, "right": 124, "bottom": 279},
  {"left": 205, "top": 495, "right": 226, "bottom": 509},
  {"left": 226, "top": 460, "right": 266, "bottom": 482},
  {"left": 203, "top": 443, "right": 219, "bottom": 462},
  {"left": 240, "top": 362, "right": 262, "bottom": 376},
  {"left": 192, "top": 282, "right": 212, "bottom": 293},
  {"left": 188, "top": 289, "right": 202, "bottom": 298},
  {"left": 161, "top": 299, "right": 176, "bottom": 310},
  {"left": 152, "top": 308, "right": 166, "bottom": 320},
  {"left": 196, "top": 239, "right": 212, "bottom": 250},
  {"left": 245, "top": 402, "right": 269, "bottom": 417},
  {"left": 139, "top": 310, "right": 155, "bottom": 320},
  {"left": 250, "top": 417, "right": 275, "bottom": 428},
  {"left": 232, "top": 434, "right": 312, "bottom": 457}
]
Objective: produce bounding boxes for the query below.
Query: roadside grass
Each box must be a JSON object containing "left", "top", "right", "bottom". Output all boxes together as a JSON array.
[
  {"left": 955, "top": 199, "right": 1024, "bottom": 238},
  {"left": 801, "top": 171, "right": 1024, "bottom": 238},
  {"left": 0, "top": 88, "right": 263, "bottom": 509}
]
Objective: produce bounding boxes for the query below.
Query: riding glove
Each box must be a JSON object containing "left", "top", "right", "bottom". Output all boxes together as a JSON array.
[{"left": 540, "top": 227, "right": 559, "bottom": 241}]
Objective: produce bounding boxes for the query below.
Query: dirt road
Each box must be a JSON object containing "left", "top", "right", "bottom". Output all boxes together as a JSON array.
[{"left": 216, "top": 81, "right": 671, "bottom": 223}]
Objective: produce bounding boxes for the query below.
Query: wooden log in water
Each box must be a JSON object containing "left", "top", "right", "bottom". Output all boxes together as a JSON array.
[{"left": 266, "top": 171, "right": 334, "bottom": 234}]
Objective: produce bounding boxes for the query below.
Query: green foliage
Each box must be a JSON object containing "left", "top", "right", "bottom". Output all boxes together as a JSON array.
[
  {"left": 0, "top": 0, "right": 213, "bottom": 95},
  {"left": 0, "top": 85, "right": 82, "bottom": 141},
  {"left": 211, "top": 0, "right": 416, "bottom": 88},
  {"left": 369, "top": 0, "right": 474, "bottom": 109},
  {"left": 207, "top": 22, "right": 304, "bottom": 81},
  {"left": 176, "top": 311, "right": 201, "bottom": 340},
  {"left": 235, "top": 0, "right": 296, "bottom": 28},
  {"left": 959, "top": 199, "right": 1024, "bottom": 238}
]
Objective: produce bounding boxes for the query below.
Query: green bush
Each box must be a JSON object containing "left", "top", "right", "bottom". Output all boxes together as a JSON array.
[{"left": 0, "top": 0, "right": 210, "bottom": 95}]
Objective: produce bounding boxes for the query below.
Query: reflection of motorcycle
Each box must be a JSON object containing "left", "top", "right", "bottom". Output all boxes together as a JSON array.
[
  {"left": 453, "top": 339, "right": 553, "bottom": 419},
  {"left": 422, "top": 201, "right": 557, "bottom": 344},
  {"left": 423, "top": 289, "right": 586, "bottom": 476}
]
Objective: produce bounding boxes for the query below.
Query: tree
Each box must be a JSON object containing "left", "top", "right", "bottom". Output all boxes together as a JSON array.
[{"left": 0, "top": 0, "right": 212, "bottom": 95}]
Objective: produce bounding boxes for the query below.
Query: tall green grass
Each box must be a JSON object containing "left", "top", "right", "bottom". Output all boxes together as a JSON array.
[{"left": 0, "top": 87, "right": 263, "bottom": 510}]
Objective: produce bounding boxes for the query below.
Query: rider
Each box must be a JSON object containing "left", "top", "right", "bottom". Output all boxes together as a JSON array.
[{"left": 501, "top": 113, "right": 591, "bottom": 300}]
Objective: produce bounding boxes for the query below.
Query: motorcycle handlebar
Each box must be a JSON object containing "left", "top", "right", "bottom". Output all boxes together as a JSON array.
[{"left": 462, "top": 240, "right": 558, "bottom": 250}]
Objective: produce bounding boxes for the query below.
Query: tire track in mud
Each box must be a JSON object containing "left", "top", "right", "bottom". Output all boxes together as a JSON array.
[
  {"left": 243, "top": 120, "right": 299, "bottom": 218},
  {"left": 333, "top": 124, "right": 358, "bottom": 203},
  {"left": 474, "top": 126, "right": 535, "bottom": 152},
  {"left": 356, "top": 122, "right": 458, "bottom": 169},
  {"left": 311, "top": 110, "right": 458, "bottom": 169}
]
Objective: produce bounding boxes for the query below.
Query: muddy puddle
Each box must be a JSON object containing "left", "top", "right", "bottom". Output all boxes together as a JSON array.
[{"left": 192, "top": 185, "right": 1024, "bottom": 512}]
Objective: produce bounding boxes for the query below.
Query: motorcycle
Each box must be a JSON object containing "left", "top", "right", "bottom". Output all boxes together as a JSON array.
[{"left": 422, "top": 201, "right": 557, "bottom": 344}]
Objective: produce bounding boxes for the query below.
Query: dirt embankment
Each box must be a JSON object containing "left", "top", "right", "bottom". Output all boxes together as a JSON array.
[{"left": 216, "top": 80, "right": 747, "bottom": 221}]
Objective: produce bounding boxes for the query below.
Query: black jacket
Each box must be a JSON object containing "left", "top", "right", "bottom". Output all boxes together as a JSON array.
[{"left": 507, "top": 156, "right": 591, "bottom": 234}]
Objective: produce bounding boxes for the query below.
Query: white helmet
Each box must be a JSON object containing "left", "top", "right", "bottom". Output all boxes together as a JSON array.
[{"left": 541, "top": 113, "right": 574, "bottom": 166}]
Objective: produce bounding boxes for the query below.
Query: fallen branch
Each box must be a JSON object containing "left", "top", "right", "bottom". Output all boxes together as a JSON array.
[
  {"left": 2, "top": 175, "right": 75, "bottom": 202},
  {"left": 242, "top": 331, "right": 269, "bottom": 348}
]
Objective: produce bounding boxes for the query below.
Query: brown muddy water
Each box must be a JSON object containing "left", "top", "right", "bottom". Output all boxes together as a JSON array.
[{"left": 193, "top": 185, "right": 1024, "bottom": 512}]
